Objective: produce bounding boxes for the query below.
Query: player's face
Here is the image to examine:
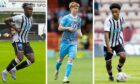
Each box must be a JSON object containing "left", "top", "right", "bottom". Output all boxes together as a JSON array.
[
  {"left": 24, "top": 6, "right": 33, "bottom": 17},
  {"left": 111, "top": 8, "right": 120, "bottom": 20},
  {"left": 71, "top": 7, "right": 79, "bottom": 15}
]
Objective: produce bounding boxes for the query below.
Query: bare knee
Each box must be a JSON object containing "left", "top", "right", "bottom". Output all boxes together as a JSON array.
[
  {"left": 16, "top": 52, "right": 24, "bottom": 61},
  {"left": 30, "top": 57, "right": 35, "bottom": 63},
  {"left": 119, "top": 52, "right": 126, "bottom": 60},
  {"left": 68, "top": 57, "right": 74, "bottom": 63},
  {"left": 58, "top": 57, "right": 64, "bottom": 63},
  {"left": 26, "top": 53, "right": 35, "bottom": 63},
  {"left": 106, "top": 59, "right": 112, "bottom": 65}
]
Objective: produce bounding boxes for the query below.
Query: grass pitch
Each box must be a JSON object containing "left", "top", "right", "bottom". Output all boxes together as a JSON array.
[
  {"left": 0, "top": 41, "right": 45, "bottom": 84},
  {"left": 48, "top": 57, "right": 92, "bottom": 84},
  {"left": 95, "top": 56, "right": 140, "bottom": 84}
]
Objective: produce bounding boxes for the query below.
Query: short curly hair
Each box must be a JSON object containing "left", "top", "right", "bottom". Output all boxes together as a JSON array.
[
  {"left": 110, "top": 3, "right": 121, "bottom": 10},
  {"left": 22, "top": 3, "right": 32, "bottom": 9}
]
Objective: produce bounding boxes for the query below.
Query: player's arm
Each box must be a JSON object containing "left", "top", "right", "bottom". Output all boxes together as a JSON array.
[
  {"left": 104, "top": 19, "right": 112, "bottom": 53},
  {"left": 104, "top": 31, "right": 112, "bottom": 53},
  {"left": 58, "top": 16, "right": 76, "bottom": 32},
  {"left": 4, "top": 17, "right": 21, "bottom": 33},
  {"left": 58, "top": 24, "right": 76, "bottom": 32}
]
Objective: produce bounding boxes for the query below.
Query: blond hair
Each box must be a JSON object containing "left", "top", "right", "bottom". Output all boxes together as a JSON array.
[{"left": 69, "top": 2, "right": 80, "bottom": 8}]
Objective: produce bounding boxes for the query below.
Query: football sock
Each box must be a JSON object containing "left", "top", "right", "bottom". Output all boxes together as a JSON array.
[
  {"left": 16, "top": 60, "right": 32, "bottom": 70},
  {"left": 56, "top": 60, "right": 62, "bottom": 71},
  {"left": 6, "top": 58, "right": 20, "bottom": 71},
  {"left": 117, "top": 58, "right": 125, "bottom": 72},
  {"left": 65, "top": 62, "right": 73, "bottom": 78},
  {"left": 118, "top": 62, "right": 123, "bottom": 68},
  {"left": 117, "top": 62, "right": 123, "bottom": 72},
  {"left": 3, "top": 69, "right": 8, "bottom": 73},
  {"left": 106, "top": 60, "right": 112, "bottom": 76},
  {"left": 108, "top": 71, "right": 113, "bottom": 77}
]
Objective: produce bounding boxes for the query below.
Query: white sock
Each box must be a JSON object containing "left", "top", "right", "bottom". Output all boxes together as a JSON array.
[
  {"left": 12, "top": 67, "right": 17, "bottom": 71},
  {"left": 3, "top": 69, "right": 8, "bottom": 73},
  {"left": 15, "top": 58, "right": 20, "bottom": 64},
  {"left": 26, "top": 60, "right": 32, "bottom": 66},
  {"left": 64, "top": 76, "right": 68, "bottom": 80}
]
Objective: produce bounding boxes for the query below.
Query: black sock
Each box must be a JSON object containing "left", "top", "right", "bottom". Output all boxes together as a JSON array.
[
  {"left": 118, "top": 56, "right": 126, "bottom": 71},
  {"left": 117, "top": 62, "right": 123, "bottom": 72},
  {"left": 117, "top": 59, "right": 125, "bottom": 71},
  {"left": 106, "top": 60, "right": 112, "bottom": 77},
  {"left": 16, "top": 61, "right": 29, "bottom": 70},
  {"left": 118, "top": 63, "right": 122, "bottom": 68},
  {"left": 6, "top": 59, "right": 18, "bottom": 71},
  {"left": 109, "top": 72, "right": 113, "bottom": 77}
]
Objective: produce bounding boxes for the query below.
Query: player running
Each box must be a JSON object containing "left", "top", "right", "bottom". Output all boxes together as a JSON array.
[
  {"left": 104, "top": 3, "right": 126, "bottom": 81},
  {"left": 2, "top": 3, "right": 35, "bottom": 82},
  {"left": 54, "top": 2, "right": 82, "bottom": 83}
]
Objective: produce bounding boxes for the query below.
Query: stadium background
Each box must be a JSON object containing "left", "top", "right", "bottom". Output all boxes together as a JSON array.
[
  {"left": 47, "top": 0, "right": 93, "bottom": 84},
  {"left": 0, "top": 0, "right": 46, "bottom": 84},
  {"left": 95, "top": 0, "right": 140, "bottom": 84}
]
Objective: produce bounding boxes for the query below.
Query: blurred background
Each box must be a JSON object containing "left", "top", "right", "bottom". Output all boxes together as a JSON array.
[
  {"left": 94, "top": 0, "right": 140, "bottom": 56},
  {"left": 0, "top": 0, "right": 46, "bottom": 41},
  {"left": 47, "top": 0, "right": 93, "bottom": 58}
]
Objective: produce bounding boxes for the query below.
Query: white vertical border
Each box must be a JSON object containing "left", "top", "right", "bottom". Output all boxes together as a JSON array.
[
  {"left": 45, "top": 1, "right": 95, "bottom": 84},
  {"left": 92, "top": 0, "right": 94, "bottom": 84},
  {"left": 46, "top": 0, "right": 47, "bottom": 84}
]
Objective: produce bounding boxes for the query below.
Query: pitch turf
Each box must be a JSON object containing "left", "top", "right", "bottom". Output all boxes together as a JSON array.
[
  {"left": 95, "top": 56, "right": 140, "bottom": 84},
  {"left": 0, "top": 41, "right": 45, "bottom": 84},
  {"left": 48, "top": 57, "right": 92, "bottom": 84}
]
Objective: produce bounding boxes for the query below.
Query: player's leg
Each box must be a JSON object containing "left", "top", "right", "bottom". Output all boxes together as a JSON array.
[
  {"left": 55, "top": 43, "right": 68, "bottom": 80},
  {"left": 117, "top": 52, "right": 125, "bottom": 72},
  {"left": 63, "top": 44, "right": 77, "bottom": 83},
  {"left": 104, "top": 47, "right": 114, "bottom": 81},
  {"left": 10, "top": 43, "right": 34, "bottom": 80},
  {"left": 2, "top": 42, "right": 24, "bottom": 81},
  {"left": 56, "top": 57, "right": 64, "bottom": 73},
  {"left": 15, "top": 43, "right": 34, "bottom": 71},
  {"left": 16, "top": 53, "right": 34, "bottom": 70},
  {"left": 115, "top": 44, "right": 126, "bottom": 72},
  {"left": 63, "top": 57, "right": 74, "bottom": 83},
  {"left": 55, "top": 57, "right": 64, "bottom": 80}
]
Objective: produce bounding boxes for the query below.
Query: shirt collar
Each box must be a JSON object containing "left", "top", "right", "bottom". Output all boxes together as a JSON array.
[{"left": 69, "top": 14, "right": 78, "bottom": 18}]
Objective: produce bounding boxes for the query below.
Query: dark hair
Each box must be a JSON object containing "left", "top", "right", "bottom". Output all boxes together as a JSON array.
[
  {"left": 110, "top": 3, "right": 121, "bottom": 10},
  {"left": 22, "top": 3, "right": 32, "bottom": 9}
]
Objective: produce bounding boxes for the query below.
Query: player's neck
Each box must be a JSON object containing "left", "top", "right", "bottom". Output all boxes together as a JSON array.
[
  {"left": 112, "top": 15, "right": 119, "bottom": 21},
  {"left": 24, "top": 13, "right": 31, "bottom": 18},
  {"left": 70, "top": 13, "right": 77, "bottom": 18},
  {"left": 113, "top": 17, "right": 119, "bottom": 21}
]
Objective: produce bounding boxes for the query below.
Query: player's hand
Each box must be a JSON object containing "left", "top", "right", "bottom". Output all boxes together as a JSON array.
[
  {"left": 11, "top": 28, "right": 17, "bottom": 34},
  {"left": 67, "top": 27, "right": 76, "bottom": 32},
  {"left": 107, "top": 47, "right": 113, "bottom": 54},
  {"left": 13, "top": 28, "right": 21, "bottom": 33},
  {"left": 3, "top": 33, "right": 10, "bottom": 37},
  {"left": 11, "top": 25, "right": 21, "bottom": 33}
]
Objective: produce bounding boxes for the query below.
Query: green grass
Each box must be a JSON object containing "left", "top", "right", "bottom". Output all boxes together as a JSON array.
[
  {"left": 0, "top": 41, "right": 46, "bottom": 84},
  {"left": 95, "top": 56, "right": 140, "bottom": 84},
  {"left": 48, "top": 57, "right": 92, "bottom": 84}
]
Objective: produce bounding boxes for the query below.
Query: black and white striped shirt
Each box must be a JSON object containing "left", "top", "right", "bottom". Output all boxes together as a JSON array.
[
  {"left": 12, "top": 14, "right": 32, "bottom": 43},
  {"left": 104, "top": 15, "right": 125, "bottom": 47}
]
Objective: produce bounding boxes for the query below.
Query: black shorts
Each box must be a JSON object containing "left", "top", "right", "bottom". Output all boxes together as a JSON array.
[
  {"left": 12, "top": 42, "right": 34, "bottom": 56},
  {"left": 104, "top": 44, "right": 125, "bottom": 60}
]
